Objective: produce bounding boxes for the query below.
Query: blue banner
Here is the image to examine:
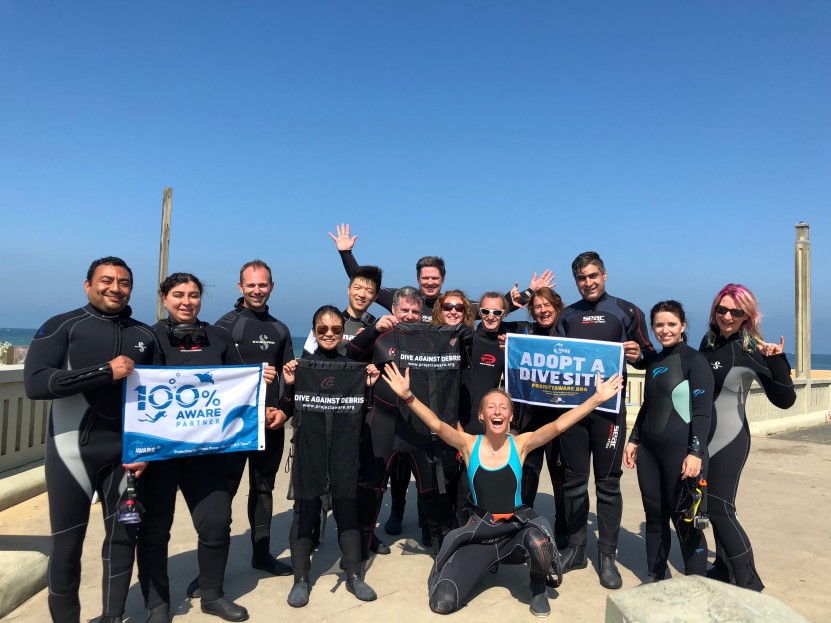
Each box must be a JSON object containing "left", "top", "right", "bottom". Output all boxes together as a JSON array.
[
  {"left": 504, "top": 335, "right": 624, "bottom": 413},
  {"left": 122, "top": 364, "right": 266, "bottom": 463}
]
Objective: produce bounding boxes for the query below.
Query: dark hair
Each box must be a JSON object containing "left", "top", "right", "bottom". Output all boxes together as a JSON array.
[
  {"left": 160, "top": 272, "right": 204, "bottom": 296},
  {"left": 529, "top": 287, "right": 564, "bottom": 321},
  {"left": 416, "top": 256, "right": 446, "bottom": 279},
  {"left": 87, "top": 256, "right": 133, "bottom": 284},
  {"left": 650, "top": 300, "right": 688, "bottom": 342},
  {"left": 312, "top": 305, "right": 343, "bottom": 328},
  {"left": 239, "top": 259, "right": 273, "bottom": 284},
  {"left": 571, "top": 251, "right": 606, "bottom": 278},
  {"left": 350, "top": 265, "right": 383, "bottom": 291}
]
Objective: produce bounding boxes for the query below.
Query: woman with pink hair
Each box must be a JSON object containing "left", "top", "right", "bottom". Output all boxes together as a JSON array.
[{"left": 699, "top": 283, "right": 796, "bottom": 590}]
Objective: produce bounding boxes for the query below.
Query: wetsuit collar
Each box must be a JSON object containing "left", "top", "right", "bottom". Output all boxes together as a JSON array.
[
  {"left": 85, "top": 303, "right": 133, "bottom": 321},
  {"left": 659, "top": 341, "right": 686, "bottom": 356},
  {"left": 233, "top": 297, "right": 272, "bottom": 318}
]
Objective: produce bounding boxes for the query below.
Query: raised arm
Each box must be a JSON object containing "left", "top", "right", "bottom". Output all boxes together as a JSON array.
[
  {"left": 328, "top": 222, "right": 394, "bottom": 312},
  {"left": 381, "top": 362, "right": 469, "bottom": 453},
  {"left": 517, "top": 373, "right": 623, "bottom": 460}
]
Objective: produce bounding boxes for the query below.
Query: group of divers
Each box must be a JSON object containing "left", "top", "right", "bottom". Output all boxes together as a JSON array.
[{"left": 23, "top": 222, "right": 796, "bottom": 623}]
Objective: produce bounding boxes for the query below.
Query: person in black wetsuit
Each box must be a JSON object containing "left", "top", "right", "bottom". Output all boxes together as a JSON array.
[
  {"left": 623, "top": 300, "right": 713, "bottom": 582},
  {"left": 24, "top": 256, "right": 160, "bottom": 623},
  {"left": 381, "top": 361, "right": 623, "bottom": 616},
  {"left": 280, "top": 306, "right": 379, "bottom": 607},
  {"left": 137, "top": 273, "right": 250, "bottom": 623},
  {"left": 699, "top": 283, "right": 795, "bottom": 591},
  {"left": 214, "top": 260, "right": 294, "bottom": 577},
  {"left": 554, "top": 252, "right": 655, "bottom": 589}
]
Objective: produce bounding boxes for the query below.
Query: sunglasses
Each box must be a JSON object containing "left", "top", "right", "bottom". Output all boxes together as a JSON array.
[
  {"left": 715, "top": 305, "right": 745, "bottom": 318},
  {"left": 442, "top": 303, "right": 465, "bottom": 313},
  {"left": 315, "top": 325, "right": 344, "bottom": 336},
  {"left": 480, "top": 308, "right": 504, "bottom": 317}
]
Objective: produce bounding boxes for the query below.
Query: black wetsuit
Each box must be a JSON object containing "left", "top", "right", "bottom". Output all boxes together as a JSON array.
[
  {"left": 699, "top": 331, "right": 795, "bottom": 590},
  {"left": 347, "top": 323, "right": 460, "bottom": 553},
  {"left": 428, "top": 437, "right": 560, "bottom": 614},
  {"left": 302, "top": 309, "right": 376, "bottom": 356},
  {"left": 24, "top": 304, "right": 159, "bottom": 623},
  {"left": 628, "top": 341, "right": 713, "bottom": 579},
  {"left": 215, "top": 299, "right": 294, "bottom": 562},
  {"left": 136, "top": 320, "right": 243, "bottom": 608},
  {"left": 279, "top": 349, "right": 366, "bottom": 578},
  {"left": 554, "top": 292, "right": 654, "bottom": 555}
]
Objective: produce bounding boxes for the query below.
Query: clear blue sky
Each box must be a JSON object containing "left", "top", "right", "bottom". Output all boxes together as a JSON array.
[{"left": 2, "top": 1, "right": 829, "bottom": 352}]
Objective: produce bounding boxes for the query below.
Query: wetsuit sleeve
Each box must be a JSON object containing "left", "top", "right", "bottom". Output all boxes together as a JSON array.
[
  {"left": 626, "top": 304, "right": 656, "bottom": 370},
  {"left": 24, "top": 318, "right": 114, "bottom": 399},
  {"left": 687, "top": 350, "right": 714, "bottom": 458},
  {"left": 757, "top": 352, "right": 797, "bottom": 409},
  {"left": 346, "top": 324, "right": 380, "bottom": 362},
  {"left": 338, "top": 250, "right": 394, "bottom": 311}
]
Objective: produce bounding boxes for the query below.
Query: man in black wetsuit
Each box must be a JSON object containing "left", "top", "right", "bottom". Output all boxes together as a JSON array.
[
  {"left": 553, "top": 251, "right": 655, "bottom": 590},
  {"left": 302, "top": 265, "right": 383, "bottom": 356},
  {"left": 24, "top": 256, "right": 160, "bottom": 623},
  {"left": 215, "top": 260, "right": 295, "bottom": 576}
]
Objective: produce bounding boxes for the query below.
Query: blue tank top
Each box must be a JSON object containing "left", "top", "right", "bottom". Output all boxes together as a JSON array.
[{"left": 468, "top": 435, "right": 523, "bottom": 514}]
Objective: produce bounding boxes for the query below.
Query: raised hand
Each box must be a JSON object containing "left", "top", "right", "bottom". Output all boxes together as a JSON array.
[
  {"left": 327, "top": 222, "right": 358, "bottom": 251},
  {"left": 757, "top": 335, "right": 785, "bottom": 357},
  {"left": 529, "top": 269, "right": 557, "bottom": 291},
  {"left": 282, "top": 359, "right": 298, "bottom": 385},
  {"left": 595, "top": 372, "right": 624, "bottom": 404}
]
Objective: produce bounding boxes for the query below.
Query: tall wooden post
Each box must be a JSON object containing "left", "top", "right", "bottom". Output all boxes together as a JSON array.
[
  {"left": 156, "top": 188, "right": 173, "bottom": 322},
  {"left": 794, "top": 222, "right": 811, "bottom": 379}
]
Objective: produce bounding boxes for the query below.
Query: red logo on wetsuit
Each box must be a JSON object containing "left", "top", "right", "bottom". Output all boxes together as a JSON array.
[
  {"left": 605, "top": 424, "right": 619, "bottom": 449},
  {"left": 480, "top": 354, "right": 497, "bottom": 366},
  {"left": 320, "top": 376, "right": 336, "bottom": 390},
  {"left": 388, "top": 347, "right": 396, "bottom": 358}
]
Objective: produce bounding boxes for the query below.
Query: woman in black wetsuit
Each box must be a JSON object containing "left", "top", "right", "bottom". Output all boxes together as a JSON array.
[
  {"left": 381, "top": 361, "right": 623, "bottom": 617},
  {"left": 623, "top": 300, "right": 713, "bottom": 581},
  {"left": 280, "top": 305, "right": 379, "bottom": 608},
  {"left": 698, "top": 284, "right": 795, "bottom": 590},
  {"left": 137, "top": 273, "right": 251, "bottom": 623}
]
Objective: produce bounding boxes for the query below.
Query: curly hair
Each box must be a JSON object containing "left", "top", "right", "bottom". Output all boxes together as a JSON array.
[{"left": 431, "top": 289, "right": 475, "bottom": 328}]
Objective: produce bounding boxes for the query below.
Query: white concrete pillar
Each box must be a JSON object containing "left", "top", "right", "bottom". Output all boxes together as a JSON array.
[{"left": 794, "top": 222, "right": 811, "bottom": 380}]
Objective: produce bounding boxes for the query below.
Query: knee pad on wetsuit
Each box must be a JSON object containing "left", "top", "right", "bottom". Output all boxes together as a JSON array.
[
  {"left": 429, "top": 579, "right": 459, "bottom": 615},
  {"left": 522, "top": 526, "right": 553, "bottom": 575},
  {"left": 595, "top": 476, "right": 621, "bottom": 506},
  {"left": 563, "top": 471, "right": 589, "bottom": 500},
  {"left": 192, "top": 496, "right": 232, "bottom": 544}
]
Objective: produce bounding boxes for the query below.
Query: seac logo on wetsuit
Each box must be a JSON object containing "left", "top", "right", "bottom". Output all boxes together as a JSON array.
[
  {"left": 582, "top": 315, "right": 606, "bottom": 324},
  {"left": 605, "top": 424, "right": 619, "bottom": 449}
]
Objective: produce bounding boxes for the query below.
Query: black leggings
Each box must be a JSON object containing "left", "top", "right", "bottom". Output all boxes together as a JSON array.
[
  {"left": 636, "top": 439, "right": 707, "bottom": 578},
  {"left": 558, "top": 409, "right": 625, "bottom": 554},
  {"left": 227, "top": 427, "right": 285, "bottom": 559},
  {"left": 45, "top": 428, "right": 136, "bottom": 623},
  {"left": 290, "top": 497, "right": 361, "bottom": 576},
  {"left": 137, "top": 454, "right": 232, "bottom": 605},
  {"left": 708, "top": 424, "right": 764, "bottom": 590}
]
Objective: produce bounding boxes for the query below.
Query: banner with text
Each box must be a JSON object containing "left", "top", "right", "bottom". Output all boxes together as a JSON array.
[
  {"left": 122, "top": 364, "right": 266, "bottom": 463},
  {"left": 504, "top": 334, "right": 623, "bottom": 413}
]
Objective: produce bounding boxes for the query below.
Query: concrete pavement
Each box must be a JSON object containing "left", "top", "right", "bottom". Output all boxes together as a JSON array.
[{"left": 2, "top": 430, "right": 829, "bottom": 622}]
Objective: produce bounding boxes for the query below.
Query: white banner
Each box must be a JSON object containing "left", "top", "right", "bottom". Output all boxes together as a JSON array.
[{"left": 122, "top": 364, "right": 266, "bottom": 463}]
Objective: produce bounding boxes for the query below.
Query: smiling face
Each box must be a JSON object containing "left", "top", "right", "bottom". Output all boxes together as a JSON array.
[
  {"left": 418, "top": 267, "right": 444, "bottom": 300},
  {"left": 478, "top": 391, "right": 513, "bottom": 436},
  {"left": 531, "top": 295, "right": 557, "bottom": 328},
  {"left": 652, "top": 310, "right": 685, "bottom": 348},
  {"left": 479, "top": 296, "right": 506, "bottom": 331},
  {"left": 347, "top": 277, "right": 377, "bottom": 316},
  {"left": 440, "top": 295, "right": 465, "bottom": 326},
  {"left": 314, "top": 312, "right": 344, "bottom": 351},
  {"left": 238, "top": 266, "right": 273, "bottom": 312},
  {"left": 575, "top": 262, "right": 607, "bottom": 303},
  {"left": 393, "top": 297, "right": 421, "bottom": 323},
  {"left": 85, "top": 264, "right": 132, "bottom": 314},
  {"left": 163, "top": 280, "right": 202, "bottom": 324},
  {"left": 715, "top": 294, "right": 746, "bottom": 338}
]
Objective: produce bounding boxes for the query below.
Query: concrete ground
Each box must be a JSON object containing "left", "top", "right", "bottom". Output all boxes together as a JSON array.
[{"left": 2, "top": 427, "right": 829, "bottom": 623}]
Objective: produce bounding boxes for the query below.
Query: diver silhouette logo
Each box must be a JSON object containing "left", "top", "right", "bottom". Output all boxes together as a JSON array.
[
  {"left": 195, "top": 372, "right": 215, "bottom": 384},
  {"left": 138, "top": 410, "right": 167, "bottom": 424}
]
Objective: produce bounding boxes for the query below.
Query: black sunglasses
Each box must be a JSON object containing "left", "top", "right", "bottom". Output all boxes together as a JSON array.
[
  {"left": 442, "top": 303, "right": 465, "bottom": 313},
  {"left": 715, "top": 305, "right": 745, "bottom": 318}
]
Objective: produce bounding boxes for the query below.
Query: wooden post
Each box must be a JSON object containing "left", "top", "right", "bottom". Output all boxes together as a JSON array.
[
  {"left": 794, "top": 222, "right": 811, "bottom": 380},
  {"left": 156, "top": 188, "right": 173, "bottom": 322}
]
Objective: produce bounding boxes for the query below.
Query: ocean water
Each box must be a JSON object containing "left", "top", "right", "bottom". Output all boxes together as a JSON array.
[{"left": 3, "top": 328, "right": 830, "bottom": 369}]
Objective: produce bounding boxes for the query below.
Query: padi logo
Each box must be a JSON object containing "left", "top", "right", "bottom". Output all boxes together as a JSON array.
[
  {"left": 711, "top": 361, "right": 722, "bottom": 370},
  {"left": 321, "top": 376, "right": 336, "bottom": 390},
  {"left": 480, "top": 353, "right": 497, "bottom": 366},
  {"left": 652, "top": 367, "right": 669, "bottom": 378},
  {"left": 552, "top": 343, "right": 571, "bottom": 355},
  {"left": 135, "top": 341, "right": 147, "bottom": 353},
  {"left": 693, "top": 389, "right": 705, "bottom": 397},
  {"left": 582, "top": 315, "right": 606, "bottom": 324},
  {"left": 253, "top": 334, "right": 275, "bottom": 351}
]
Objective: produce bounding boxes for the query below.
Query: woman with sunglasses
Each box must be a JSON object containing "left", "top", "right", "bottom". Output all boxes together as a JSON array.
[
  {"left": 431, "top": 289, "right": 476, "bottom": 329},
  {"left": 623, "top": 301, "right": 713, "bottom": 581},
  {"left": 699, "top": 284, "right": 795, "bottom": 590},
  {"left": 280, "top": 305, "right": 379, "bottom": 607},
  {"left": 139, "top": 273, "right": 251, "bottom": 623}
]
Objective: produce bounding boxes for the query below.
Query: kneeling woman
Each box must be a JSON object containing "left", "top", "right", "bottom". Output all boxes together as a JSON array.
[
  {"left": 138, "top": 273, "right": 252, "bottom": 622},
  {"left": 623, "top": 301, "right": 713, "bottom": 581},
  {"left": 280, "top": 305, "right": 379, "bottom": 607},
  {"left": 381, "top": 362, "right": 622, "bottom": 617}
]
